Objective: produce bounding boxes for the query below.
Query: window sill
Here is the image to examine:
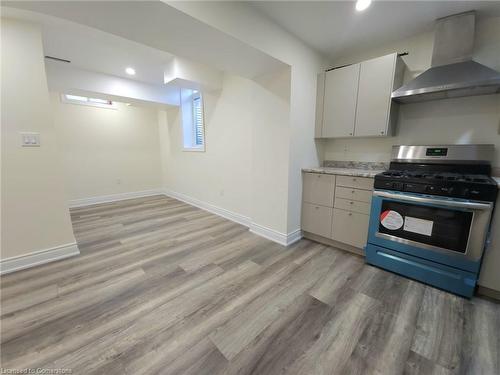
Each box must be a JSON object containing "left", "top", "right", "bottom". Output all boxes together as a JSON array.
[{"left": 182, "top": 147, "right": 205, "bottom": 152}]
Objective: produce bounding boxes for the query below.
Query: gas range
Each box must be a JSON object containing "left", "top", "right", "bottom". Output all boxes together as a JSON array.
[
  {"left": 375, "top": 168, "right": 498, "bottom": 201},
  {"left": 366, "top": 144, "right": 498, "bottom": 298}
]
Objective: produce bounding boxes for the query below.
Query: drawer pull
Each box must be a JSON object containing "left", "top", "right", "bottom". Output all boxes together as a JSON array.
[
  {"left": 315, "top": 206, "right": 319, "bottom": 210},
  {"left": 351, "top": 190, "right": 355, "bottom": 194},
  {"left": 348, "top": 212, "right": 352, "bottom": 216},
  {"left": 349, "top": 201, "right": 354, "bottom": 204},
  {"left": 352, "top": 178, "right": 357, "bottom": 181}
]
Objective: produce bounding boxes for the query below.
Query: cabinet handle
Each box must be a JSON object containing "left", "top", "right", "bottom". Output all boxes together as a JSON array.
[
  {"left": 315, "top": 206, "right": 319, "bottom": 210},
  {"left": 352, "top": 178, "right": 357, "bottom": 181},
  {"left": 349, "top": 132, "right": 353, "bottom": 136},
  {"left": 349, "top": 201, "right": 354, "bottom": 205},
  {"left": 351, "top": 190, "right": 355, "bottom": 194},
  {"left": 348, "top": 212, "right": 352, "bottom": 216},
  {"left": 380, "top": 131, "right": 385, "bottom": 134}
]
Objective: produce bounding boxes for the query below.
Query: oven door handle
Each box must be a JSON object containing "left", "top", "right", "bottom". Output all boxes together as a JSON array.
[{"left": 373, "top": 190, "right": 493, "bottom": 211}]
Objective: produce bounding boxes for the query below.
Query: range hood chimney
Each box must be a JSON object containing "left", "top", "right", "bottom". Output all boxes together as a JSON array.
[{"left": 392, "top": 11, "right": 500, "bottom": 103}]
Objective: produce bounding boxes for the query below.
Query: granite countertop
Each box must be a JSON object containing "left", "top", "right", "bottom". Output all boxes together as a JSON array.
[
  {"left": 302, "top": 167, "right": 384, "bottom": 178},
  {"left": 303, "top": 161, "right": 387, "bottom": 178},
  {"left": 493, "top": 177, "right": 500, "bottom": 187}
]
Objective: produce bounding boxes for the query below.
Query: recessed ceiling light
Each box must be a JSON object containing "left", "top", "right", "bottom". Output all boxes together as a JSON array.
[
  {"left": 355, "top": 0, "right": 372, "bottom": 11},
  {"left": 125, "top": 67, "right": 136, "bottom": 75}
]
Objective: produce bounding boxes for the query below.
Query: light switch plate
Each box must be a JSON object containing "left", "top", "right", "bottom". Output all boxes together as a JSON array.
[{"left": 20, "top": 132, "right": 40, "bottom": 147}]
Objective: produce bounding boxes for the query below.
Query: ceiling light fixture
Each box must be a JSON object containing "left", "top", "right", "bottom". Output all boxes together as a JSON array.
[
  {"left": 355, "top": 0, "right": 372, "bottom": 11},
  {"left": 125, "top": 67, "right": 136, "bottom": 75}
]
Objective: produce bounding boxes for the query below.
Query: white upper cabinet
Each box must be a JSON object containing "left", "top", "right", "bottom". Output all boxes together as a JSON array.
[
  {"left": 354, "top": 53, "right": 399, "bottom": 137},
  {"left": 316, "top": 53, "right": 404, "bottom": 139},
  {"left": 322, "top": 63, "right": 360, "bottom": 138}
]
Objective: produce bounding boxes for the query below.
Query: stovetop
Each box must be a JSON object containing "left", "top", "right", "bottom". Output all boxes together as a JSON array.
[
  {"left": 380, "top": 170, "right": 494, "bottom": 184},
  {"left": 375, "top": 169, "right": 498, "bottom": 202}
]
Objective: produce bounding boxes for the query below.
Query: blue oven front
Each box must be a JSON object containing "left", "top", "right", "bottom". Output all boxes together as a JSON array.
[{"left": 365, "top": 190, "right": 493, "bottom": 298}]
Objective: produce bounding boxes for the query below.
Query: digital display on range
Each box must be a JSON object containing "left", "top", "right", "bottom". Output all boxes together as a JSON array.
[{"left": 426, "top": 147, "right": 448, "bottom": 157}]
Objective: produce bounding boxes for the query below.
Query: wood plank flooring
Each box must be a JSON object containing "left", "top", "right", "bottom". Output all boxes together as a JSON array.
[{"left": 1, "top": 195, "right": 499, "bottom": 374}]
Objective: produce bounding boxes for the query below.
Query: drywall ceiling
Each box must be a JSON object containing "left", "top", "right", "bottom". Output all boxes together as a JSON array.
[
  {"left": 2, "top": 7, "right": 174, "bottom": 86},
  {"left": 2, "top": 1, "right": 287, "bottom": 78},
  {"left": 251, "top": 1, "right": 500, "bottom": 60}
]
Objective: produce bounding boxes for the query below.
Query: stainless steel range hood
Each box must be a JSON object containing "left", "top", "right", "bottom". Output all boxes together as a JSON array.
[{"left": 392, "top": 11, "right": 500, "bottom": 103}]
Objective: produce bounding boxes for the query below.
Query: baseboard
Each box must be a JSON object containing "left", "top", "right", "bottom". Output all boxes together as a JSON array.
[
  {"left": 69, "top": 189, "right": 164, "bottom": 208},
  {"left": 477, "top": 285, "right": 500, "bottom": 302},
  {"left": 249, "top": 223, "right": 302, "bottom": 247},
  {"left": 163, "top": 189, "right": 251, "bottom": 227},
  {"left": 163, "top": 189, "right": 302, "bottom": 246},
  {"left": 0, "top": 242, "right": 80, "bottom": 275},
  {"left": 286, "top": 228, "right": 303, "bottom": 246}
]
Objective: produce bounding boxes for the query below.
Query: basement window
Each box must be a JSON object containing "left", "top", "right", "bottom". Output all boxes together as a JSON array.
[
  {"left": 181, "top": 89, "right": 205, "bottom": 152},
  {"left": 61, "top": 94, "right": 117, "bottom": 109}
]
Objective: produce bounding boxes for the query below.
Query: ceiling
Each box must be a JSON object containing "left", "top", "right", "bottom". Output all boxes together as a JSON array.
[
  {"left": 251, "top": 1, "right": 500, "bottom": 60},
  {"left": 2, "top": 6, "right": 175, "bottom": 86},
  {"left": 2, "top": 1, "right": 286, "bottom": 79}
]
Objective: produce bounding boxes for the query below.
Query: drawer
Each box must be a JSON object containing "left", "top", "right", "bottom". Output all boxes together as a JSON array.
[
  {"left": 334, "top": 197, "right": 371, "bottom": 215},
  {"left": 335, "top": 186, "right": 372, "bottom": 203},
  {"left": 331, "top": 208, "right": 369, "bottom": 249},
  {"left": 302, "top": 172, "right": 335, "bottom": 207},
  {"left": 302, "top": 203, "right": 333, "bottom": 238},
  {"left": 336, "top": 175, "right": 374, "bottom": 190}
]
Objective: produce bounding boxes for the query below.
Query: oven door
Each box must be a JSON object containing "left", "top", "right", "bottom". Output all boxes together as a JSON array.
[{"left": 367, "top": 190, "right": 493, "bottom": 272}]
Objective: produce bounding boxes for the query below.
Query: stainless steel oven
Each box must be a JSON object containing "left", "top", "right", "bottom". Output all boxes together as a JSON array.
[
  {"left": 373, "top": 190, "right": 493, "bottom": 262},
  {"left": 365, "top": 144, "right": 498, "bottom": 298}
]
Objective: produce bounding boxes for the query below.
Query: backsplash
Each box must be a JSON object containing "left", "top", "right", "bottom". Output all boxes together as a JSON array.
[{"left": 323, "top": 160, "right": 389, "bottom": 170}]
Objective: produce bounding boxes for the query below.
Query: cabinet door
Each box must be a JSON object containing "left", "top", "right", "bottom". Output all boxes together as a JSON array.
[
  {"left": 302, "top": 203, "right": 333, "bottom": 238},
  {"left": 315, "top": 73, "right": 325, "bottom": 138},
  {"left": 335, "top": 187, "right": 372, "bottom": 203},
  {"left": 354, "top": 53, "right": 396, "bottom": 137},
  {"left": 331, "top": 208, "right": 370, "bottom": 249},
  {"left": 336, "top": 175, "right": 374, "bottom": 190},
  {"left": 302, "top": 173, "right": 335, "bottom": 207},
  {"left": 322, "top": 64, "right": 360, "bottom": 138}
]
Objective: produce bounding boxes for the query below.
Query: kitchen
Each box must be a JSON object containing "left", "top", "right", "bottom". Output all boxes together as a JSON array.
[
  {"left": 302, "top": 9, "right": 500, "bottom": 301},
  {"left": 1, "top": 1, "right": 500, "bottom": 374}
]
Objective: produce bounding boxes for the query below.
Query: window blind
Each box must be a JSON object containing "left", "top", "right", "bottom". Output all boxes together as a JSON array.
[{"left": 193, "top": 96, "right": 204, "bottom": 146}]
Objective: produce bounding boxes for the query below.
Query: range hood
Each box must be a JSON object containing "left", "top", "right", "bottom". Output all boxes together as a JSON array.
[{"left": 392, "top": 11, "right": 500, "bottom": 103}]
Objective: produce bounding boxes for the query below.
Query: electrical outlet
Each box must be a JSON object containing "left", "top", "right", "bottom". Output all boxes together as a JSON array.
[{"left": 20, "top": 132, "right": 40, "bottom": 147}]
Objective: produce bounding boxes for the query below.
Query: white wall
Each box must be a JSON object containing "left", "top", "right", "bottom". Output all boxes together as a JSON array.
[
  {"left": 167, "top": 2, "right": 329, "bottom": 235},
  {"left": 1, "top": 19, "right": 76, "bottom": 260},
  {"left": 161, "top": 71, "right": 291, "bottom": 229},
  {"left": 324, "top": 16, "right": 500, "bottom": 167},
  {"left": 51, "top": 93, "right": 163, "bottom": 202}
]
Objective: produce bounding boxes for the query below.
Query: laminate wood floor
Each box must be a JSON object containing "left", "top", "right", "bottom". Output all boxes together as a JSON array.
[{"left": 1, "top": 195, "right": 499, "bottom": 374}]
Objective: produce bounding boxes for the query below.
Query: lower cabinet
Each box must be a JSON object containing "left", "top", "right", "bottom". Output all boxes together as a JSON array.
[
  {"left": 301, "top": 171, "right": 373, "bottom": 254},
  {"left": 302, "top": 203, "right": 333, "bottom": 238},
  {"left": 331, "top": 208, "right": 370, "bottom": 249}
]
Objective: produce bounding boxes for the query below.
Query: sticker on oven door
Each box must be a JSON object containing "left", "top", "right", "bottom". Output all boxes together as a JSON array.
[
  {"left": 403, "top": 216, "right": 433, "bottom": 236},
  {"left": 380, "top": 210, "right": 404, "bottom": 230}
]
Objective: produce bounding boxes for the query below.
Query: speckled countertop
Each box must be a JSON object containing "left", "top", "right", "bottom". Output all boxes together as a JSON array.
[
  {"left": 302, "top": 167, "right": 384, "bottom": 178},
  {"left": 303, "top": 161, "right": 388, "bottom": 178}
]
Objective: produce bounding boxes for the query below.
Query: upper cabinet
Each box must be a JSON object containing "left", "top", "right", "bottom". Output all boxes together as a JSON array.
[
  {"left": 322, "top": 63, "right": 360, "bottom": 138},
  {"left": 317, "top": 52, "right": 404, "bottom": 139}
]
